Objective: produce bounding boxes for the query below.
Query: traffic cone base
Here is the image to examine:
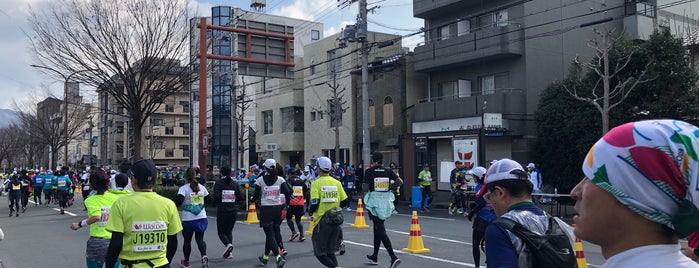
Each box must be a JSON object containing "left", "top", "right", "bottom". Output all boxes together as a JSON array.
[
  {"left": 244, "top": 204, "right": 260, "bottom": 224},
  {"left": 350, "top": 199, "right": 370, "bottom": 228},
  {"left": 301, "top": 215, "right": 308, "bottom": 221},
  {"left": 402, "top": 211, "right": 430, "bottom": 254}
]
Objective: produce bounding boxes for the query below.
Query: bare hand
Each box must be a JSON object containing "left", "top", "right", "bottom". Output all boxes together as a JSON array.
[{"left": 70, "top": 222, "right": 80, "bottom": 231}]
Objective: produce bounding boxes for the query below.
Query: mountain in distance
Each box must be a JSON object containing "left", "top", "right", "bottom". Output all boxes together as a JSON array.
[{"left": 0, "top": 109, "right": 19, "bottom": 128}]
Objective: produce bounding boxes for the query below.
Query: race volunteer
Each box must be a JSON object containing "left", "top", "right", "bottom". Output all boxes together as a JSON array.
[
  {"left": 309, "top": 156, "right": 347, "bottom": 268},
  {"left": 105, "top": 159, "right": 182, "bottom": 268}
]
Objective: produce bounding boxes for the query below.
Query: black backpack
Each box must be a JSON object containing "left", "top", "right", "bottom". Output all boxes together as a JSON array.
[{"left": 493, "top": 216, "right": 576, "bottom": 268}]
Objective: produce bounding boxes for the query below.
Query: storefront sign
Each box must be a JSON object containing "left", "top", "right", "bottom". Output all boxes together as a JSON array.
[
  {"left": 453, "top": 138, "right": 478, "bottom": 169},
  {"left": 415, "top": 137, "right": 427, "bottom": 152}
]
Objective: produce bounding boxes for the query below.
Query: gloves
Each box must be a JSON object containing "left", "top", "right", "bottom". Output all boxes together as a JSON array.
[{"left": 467, "top": 211, "right": 474, "bottom": 222}]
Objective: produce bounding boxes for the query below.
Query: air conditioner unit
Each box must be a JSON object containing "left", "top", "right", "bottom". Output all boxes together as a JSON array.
[{"left": 265, "top": 143, "right": 278, "bottom": 151}]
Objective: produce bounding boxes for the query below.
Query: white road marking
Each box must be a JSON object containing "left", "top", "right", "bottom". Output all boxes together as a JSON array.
[
  {"left": 342, "top": 240, "right": 477, "bottom": 267},
  {"left": 392, "top": 213, "right": 455, "bottom": 221},
  {"left": 384, "top": 229, "right": 472, "bottom": 245},
  {"left": 28, "top": 200, "right": 77, "bottom": 216}
]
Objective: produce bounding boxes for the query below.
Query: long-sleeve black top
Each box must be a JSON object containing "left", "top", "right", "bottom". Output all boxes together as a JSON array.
[{"left": 212, "top": 176, "right": 244, "bottom": 212}]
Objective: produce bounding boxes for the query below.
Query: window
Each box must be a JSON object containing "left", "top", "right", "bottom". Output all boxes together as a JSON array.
[
  {"left": 373, "top": 74, "right": 383, "bottom": 81},
  {"left": 495, "top": 10, "right": 508, "bottom": 27},
  {"left": 116, "top": 107, "right": 124, "bottom": 115},
  {"left": 328, "top": 100, "right": 342, "bottom": 128},
  {"left": 458, "top": 80, "right": 472, "bottom": 98},
  {"left": 152, "top": 118, "right": 164, "bottom": 126},
  {"left": 165, "top": 104, "right": 174, "bottom": 112},
  {"left": 457, "top": 20, "right": 471, "bottom": 36},
  {"left": 437, "top": 81, "right": 457, "bottom": 100},
  {"left": 327, "top": 50, "right": 341, "bottom": 82},
  {"left": 262, "top": 110, "right": 273, "bottom": 134},
  {"left": 180, "top": 145, "right": 189, "bottom": 157},
  {"left": 180, "top": 123, "right": 190, "bottom": 135},
  {"left": 438, "top": 25, "right": 450, "bottom": 40},
  {"left": 383, "top": 96, "right": 394, "bottom": 126},
  {"left": 153, "top": 141, "right": 164, "bottom": 149},
  {"left": 322, "top": 148, "right": 350, "bottom": 164},
  {"left": 165, "top": 127, "right": 174, "bottom": 135},
  {"left": 311, "top": 111, "right": 317, "bottom": 121},
  {"left": 116, "top": 125, "right": 124, "bottom": 133},
  {"left": 116, "top": 143, "right": 124, "bottom": 154},
  {"left": 369, "top": 99, "right": 375, "bottom": 127},
  {"left": 477, "top": 13, "right": 495, "bottom": 30},
  {"left": 281, "top": 106, "right": 304, "bottom": 133},
  {"left": 311, "top": 30, "right": 320, "bottom": 40},
  {"left": 180, "top": 101, "right": 190, "bottom": 113},
  {"left": 310, "top": 65, "right": 316, "bottom": 75},
  {"left": 165, "top": 149, "right": 174, "bottom": 157},
  {"left": 480, "top": 72, "right": 510, "bottom": 95}
]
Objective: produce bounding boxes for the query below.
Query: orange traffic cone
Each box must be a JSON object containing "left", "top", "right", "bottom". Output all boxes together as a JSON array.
[
  {"left": 304, "top": 215, "right": 314, "bottom": 235},
  {"left": 402, "top": 211, "right": 430, "bottom": 253},
  {"left": 244, "top": 204, "right": 260, "bottom": 224},
  {"left": 572, "top": 224, "right": 588, "bottom": 268},
  {"left": 350, "top": 199, "right": 370, "bottom": 228}
]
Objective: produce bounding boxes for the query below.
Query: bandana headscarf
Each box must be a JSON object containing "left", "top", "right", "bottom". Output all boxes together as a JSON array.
[{"left": 582, "top": 119, "right": 699, "bottom": 237}]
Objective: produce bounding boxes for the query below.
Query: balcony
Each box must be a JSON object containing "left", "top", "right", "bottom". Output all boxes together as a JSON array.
[
  {"left": 414, "top": 0, "right": 507, "bottom": 18},
  {"left": 414, "top": 88, "right": 525, "bottom": 122},
  {"left": 414, "top": 25, "right": 524, "bottom": 72}
]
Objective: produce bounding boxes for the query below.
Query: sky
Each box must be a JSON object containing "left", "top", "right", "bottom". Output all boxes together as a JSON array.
[{"left": 0, "top": 0, "right": 423, "bottom": 110}]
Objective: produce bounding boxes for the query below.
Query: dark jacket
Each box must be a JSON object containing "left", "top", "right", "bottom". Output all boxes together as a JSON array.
[
  {"left": 212, "top": 176, "right": 244, "bottom": 213},
  {"left": 285, "top": 175, "right": 309, "bottom": 206}
]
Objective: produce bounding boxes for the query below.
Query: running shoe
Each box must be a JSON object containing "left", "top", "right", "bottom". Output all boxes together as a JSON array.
[
  {"left": 201, "top": 256, "right": 209, "bottom": 268},
  {"left": 448, "top": 208, "right": 453, "bottom": 215},
  {"left": 276, "top": 255, "right": 286, "bottom": 268},
  {"left": 223, "top": 244, "right": 234, "bottom": 259},
  {"left": 390, "top": 258, "right": 401, "bottom": 268},
  {"left": 258, "top": 256, "right": 268, "bottom": 266},
  {"left": 425, "top": 208, "right": 431, "bottom": 213},
  {"left": 420, "top": 208, "right": 425, "bottom": 213},
  {"left": 366, "top": 254, "right": 378, "bottom": 265},
  {"left": 456, "top": 208, "right": 464, "bottom": 214},
  {"left": 288, "top": 233, "right": 299, "bottom": 242},
  {"left": 339, "top": 241, "right": 346, "bottom": 255},
  {"left": 392, "top": 210, "right": 398, "bottom": 215},
  {"left": 180, "top": 258, "right": 191, "bottom": 268},
  {"left": 298, "top": 235, "right": 305, "bottom": 242},
  {"left": 345, "top": 207, "right": 352, "bottom": 212},
  {"left": 279, "top": 248, "right": 288, "bottom": 258}
]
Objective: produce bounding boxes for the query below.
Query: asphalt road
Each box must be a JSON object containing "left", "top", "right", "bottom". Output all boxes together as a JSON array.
[{"left": 0, "top": 194, "right": 608, "bottom": 268}]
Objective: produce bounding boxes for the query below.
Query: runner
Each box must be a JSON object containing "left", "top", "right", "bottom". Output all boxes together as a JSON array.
[
  {"left": 19, "top": 170, "right": 30, "bottom": 213},
  {"left": 6, "top": 175, "right": 21, "bottom": 217},
  {"left": 104, "top": 159, "right": 182, "bottom": 268},
  {"left": 81, "top": 170, "right": 91, "bottom": 210},
  {"left": 55, "top": 169, "right": 72, "bottom": 214},
  {"left": 250, "top": 158, "right": 292, "bottom": 268},
  {"left": 32, "top": 170, "right": 44, "bottom": 206},
  {"left": 43, "top": 171, "right": 54, "bottom": 207},
  {"left": 70, "top": 169, "right": 121, "bottom": 268},
  {"left": 175, "top": 167, "right": 210, "bottom": 268},
  {"left": 212, "top": 166, "right": 244, "bottom": 260},
  {"left": 285, "top": 168, "right": 308, "bottom": 242},
  {"left": 466, "top": 166, "right": 493, "bottom": 268},
  {"left": 363, "top": 151, "right": 402, "bottom": 268},
  {"left": 309, "top": 156, "right": 347, "bottom": 268},
  {"left": 417, "top": 163, "right": 433, "bottom": 213}
]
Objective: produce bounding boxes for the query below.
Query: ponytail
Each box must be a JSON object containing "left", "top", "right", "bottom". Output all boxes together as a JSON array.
[{"left": 186, "top": 168, "right": 199, "bottom": 193}]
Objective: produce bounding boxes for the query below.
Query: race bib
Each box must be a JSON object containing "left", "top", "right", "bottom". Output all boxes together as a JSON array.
[
  {"left": 374, "top": 177, "right": 389, "bottom": 191},
  {"left": 263, "top": 186, "right": 280, "bottom": 200},
  {"left": 131, "top": 221, "right": 167, "bottom": 252},
  {"left": 58, "top": 180, "right": 66, "bottom": 187},
  {"left": 45, "top": 179, "right": 52, "bottom": 184},
  {"left": 292, "top": 186, "right": 303, "bottom": 197},
  {"left": 36, "top": 178, "right": 43, "bottom": 183},
  {"left": 423, "top": 175, "right": 432, "bottom": 182},
  {"left": 83, "top": 185, "right": 90, "bottom": 191},
  {"left": 12, "top": 184, "right": 20, "bottom": 190},
  {"left": 221, "top": 190, "right": 236, "bottom": 203},
  {"left": 98, "top": 207, "right": 110, "bottom": 226},
  {"left": 189, "top": 193, "right": 204, "bottom": 205},
  {"left": 347, "top": 182, "right": 354, "bottom": 189},
  {"left": 320, "top": 186, "right": 338, "bottom": 203}
]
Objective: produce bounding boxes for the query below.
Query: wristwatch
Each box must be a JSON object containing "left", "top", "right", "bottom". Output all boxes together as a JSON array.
[
  {"left": 693, "top": 247, "right": 699, "bottom": 256},
  {"left": 78, "top": 221, "right": 83, "bottom": 228}
]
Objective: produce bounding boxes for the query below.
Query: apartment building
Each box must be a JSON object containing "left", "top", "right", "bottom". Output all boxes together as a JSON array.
[{"left": 406, "top": 0, "right": 699, "bottom": 191}]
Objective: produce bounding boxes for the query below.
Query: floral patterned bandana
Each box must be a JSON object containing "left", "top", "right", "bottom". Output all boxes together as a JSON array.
[{"left": 582, "top": 119, "right": 699, "bottom": 237}]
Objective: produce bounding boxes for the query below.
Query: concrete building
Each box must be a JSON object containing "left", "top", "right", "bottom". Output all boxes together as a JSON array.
[
  {"left": 406, "top": 0, "right": 699, "bottom": 191},
  {"left": 98, "top": 63, "right": 190, "bottom": 168},
  {"left": 189, "top": 6, "right": 323, "bottom": 170}
]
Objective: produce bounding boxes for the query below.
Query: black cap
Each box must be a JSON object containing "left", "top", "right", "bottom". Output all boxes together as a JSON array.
[
  {"left": 114, "top": 173, "right": 129, "bottom": 188},
  {"left": 129, "top": 159, "right": 157, "bottom": 183},
  {"left": 371, "top": 151, "right": 383, "bottom": 162}
]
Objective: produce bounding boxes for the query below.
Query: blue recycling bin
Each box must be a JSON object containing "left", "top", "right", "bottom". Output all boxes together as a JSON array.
[{"left": 411, "top": 186, "right": 422, "bottom": 209}]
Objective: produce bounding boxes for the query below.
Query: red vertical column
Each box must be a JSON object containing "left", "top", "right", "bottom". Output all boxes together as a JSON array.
[{"left": 198, "top": 18, "right": 208, "bottom": 171}]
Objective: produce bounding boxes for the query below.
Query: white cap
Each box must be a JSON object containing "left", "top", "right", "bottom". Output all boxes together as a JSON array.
[
  {"left": 317, "top": 157, "right": 332, "bottom": 171},
  {"left": 526, "top": 163, "right": 535, "bottom": 169},
  {"left": 110, "top": 170, "right": 117, "bottom": 174},
  {"left": 485, "top": 159, "right": 527, "bottom": 183},
  {"left": 303, "top": 166, "right": 310, "bottom": 172},
  {"left": 471, "top": 166, "right": 487, "bottom": 178},
  {"left": 263, "top": 159, "right": 277, "bottom": 169}
]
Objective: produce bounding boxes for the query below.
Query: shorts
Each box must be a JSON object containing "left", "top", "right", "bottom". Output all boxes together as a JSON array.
[
  {"left": 182, "top": 218, "right": 208, "bottom": 233},
  {"left": 86, "top": 236, "right": 110, "bottom": 265}
]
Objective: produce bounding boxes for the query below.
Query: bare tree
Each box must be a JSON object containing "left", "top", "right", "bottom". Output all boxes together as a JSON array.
[
  {"left": 27, "top": 0, "right": 193, "bottom": 160},
  {"left": 313, "top": 77, "right": 348, "bottom": 160},
  {"left": 235, "top": 79, "right": 256, "bottom": 168},
  {"left": 145, "top": 127, "right": 165, "bottom": 161},
  {"left": 14, "top": 97, "right": 91, "bottom": 170},
  {"left": 565, "top": 28, "right": 652, "bottom": 134}
]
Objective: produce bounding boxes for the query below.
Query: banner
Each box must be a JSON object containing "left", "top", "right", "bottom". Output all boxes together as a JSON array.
[{"left": 453, "top": 138, "right": 478, "bottom": 169}]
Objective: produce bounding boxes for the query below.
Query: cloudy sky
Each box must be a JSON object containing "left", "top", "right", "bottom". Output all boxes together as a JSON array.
[{"left": 0, "top": 0, "right": 422, "bottom": 110}]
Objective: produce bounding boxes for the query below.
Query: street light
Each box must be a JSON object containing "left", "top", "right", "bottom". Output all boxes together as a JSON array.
[{"left": 30, "top": 64, "right": 93, "bottom": 169}]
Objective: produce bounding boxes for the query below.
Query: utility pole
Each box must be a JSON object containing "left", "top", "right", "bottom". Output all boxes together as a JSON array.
[{"left": 359, "top": 0, "right": 371, "bottom": 169}]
